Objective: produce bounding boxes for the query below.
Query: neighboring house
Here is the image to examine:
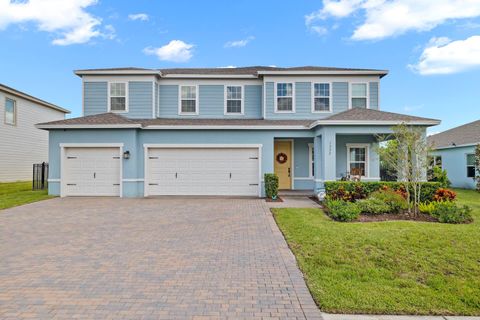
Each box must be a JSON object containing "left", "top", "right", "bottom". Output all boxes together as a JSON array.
[
  {"left": 0, "top": 83, "right": 69, "bottom": 182},
  {"left": 36, "top": 66, "right": 439, "bottom": 197},
  {"left": 428, "top": 120, "right": 480, "bottom": 189}
]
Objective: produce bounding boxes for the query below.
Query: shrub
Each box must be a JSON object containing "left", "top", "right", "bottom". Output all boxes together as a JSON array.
[
  {"left": 370, "top": 189, "right": 408, "bottom": 213},
  {"left": 418, "top": 202, "right": 437, "bottom": 215},
  {"left": 428, "top": 166, "right": 451, "bottom": 188},
  {"left": 324, "top": 199, "right": 361, "bottom": 222},
  {"left": 324, "top": 181, "right": 442, "bottom": 203},
  {"left": 357, "top": 198, "right": 390, "bottom": 215},
  {"left": 264, "top": 173, "right": 279, "bottom": 199},
  {"left": 433, "top": 188, "right": 457, "bottom": 202},
  {"left": 431, "top": 201, "right": 473, "bottom": 224}
]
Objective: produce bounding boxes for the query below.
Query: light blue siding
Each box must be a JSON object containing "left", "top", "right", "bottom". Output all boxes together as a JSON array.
[
  {"left": 158, "top": 84, "right": 263, "bottom": 119},
  {"left": 293, "top": 138, "right": 315, "bottom": 190},
  {"left": 128, "top": 81, "right": 153, "bottom": 118},
  {"left": 155, "top": 83, "right": 159, "bottom": 117},
  {"left": 84, "top": 82, "right": 108, "bottom": 116},
  {"left": 432, "top": 146, "right": 476, "bottom": 189},
  {"left": 369, "top": 82, "right": 379, "bottom": 110},
  {"left": 335, "top": 135, "right": 379, "bottom": 179},
  {"left": 332, "top": 82, "right": 349, "bottom": 113}
]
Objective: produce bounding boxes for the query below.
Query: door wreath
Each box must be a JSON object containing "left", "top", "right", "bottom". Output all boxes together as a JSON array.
[{"left": 276, "top": 152, "right": 288, "bottom": 164}]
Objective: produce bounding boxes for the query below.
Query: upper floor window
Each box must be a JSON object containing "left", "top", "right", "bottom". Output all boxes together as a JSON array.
[
  {"left": 276, "top": 83, "right": 294, "bottom": 112},
  {"left": 351, "top": 83, "right": 367, "bottom": 109},
  {"left": 313, "top": 83, "right": 331, "bottom": 112},
  {"left": 5, "top": 98, "right": 16, "bottom": 125},
  {"left": 225, "top": 86, "right": 243, "bottom": 114},
  {"left": 467, "top": 154, "right": 476, "bottom": 178},
  {"left": 109, "top": 82, "right": 127, "bottom": 112},
  {"left": 179, "top": 85, "right": 198, "bottom": 115}
]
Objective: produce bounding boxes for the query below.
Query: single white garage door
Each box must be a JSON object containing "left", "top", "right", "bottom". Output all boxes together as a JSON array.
[
  {"left": 146, "top": 147, "right": 260, "bottom": 196},
  {"left": 63, "top": 147, "right": 121, "bottom": 196}
]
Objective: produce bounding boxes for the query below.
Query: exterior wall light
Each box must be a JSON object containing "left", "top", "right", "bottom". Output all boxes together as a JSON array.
[{"left": 123, "top": 151, "right": 130, "bottom": 159}]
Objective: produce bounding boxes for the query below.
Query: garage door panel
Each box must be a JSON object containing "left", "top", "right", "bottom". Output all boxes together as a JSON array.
[{"left": 147, "top": 147, "right": 259, "bottom": 196}]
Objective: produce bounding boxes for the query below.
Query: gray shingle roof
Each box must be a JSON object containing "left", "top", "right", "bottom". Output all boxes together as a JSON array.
[
  {"left": 428, "top": 120, "right": 480, "bottom": 149},
  {"left": 36, "top": 113, "right": 139, "bottom": 126},
  {"left": 0, "top": 83, "right": 70, "bottom": 113},
  {"left": 323, "top": 108, "right": 440, "bottom": 123}
]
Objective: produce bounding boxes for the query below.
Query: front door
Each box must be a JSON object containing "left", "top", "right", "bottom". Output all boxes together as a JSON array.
[{"left": 274, "top": 141, "right": 292, "bottom": 189}]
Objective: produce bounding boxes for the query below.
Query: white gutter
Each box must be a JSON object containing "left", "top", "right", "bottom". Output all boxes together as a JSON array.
[
  {"left": 432, "top": 142, "right": 479, "bottom": 150},
  {"left": 143, "top": 125, "right": 309, "bottom": 130},
  {"left": 308, "top": 119, "right": 440, "bottom": 128}
]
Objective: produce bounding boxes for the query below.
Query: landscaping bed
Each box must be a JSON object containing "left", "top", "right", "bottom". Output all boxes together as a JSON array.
[{"left": 272, "top": 189, "right": 480, "bottom": 315}]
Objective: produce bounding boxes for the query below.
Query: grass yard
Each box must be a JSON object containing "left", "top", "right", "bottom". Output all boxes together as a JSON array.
[
  {"left": 273, "top": 189, "right": 480, "bottom": 315},
  {"left": 0, "top": 181, "right": 54, "bottom": 210}
]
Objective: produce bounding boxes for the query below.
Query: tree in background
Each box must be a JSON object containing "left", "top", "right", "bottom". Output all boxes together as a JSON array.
[
  {"left": 378, "top": 139, "right": 398, "bottom": 181},
  {"left": 376, "top": 124, "right": 430, "bottom": 215}
]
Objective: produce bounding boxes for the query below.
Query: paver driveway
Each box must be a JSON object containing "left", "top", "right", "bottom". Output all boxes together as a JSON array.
[{"left": 0, "top": 197, "right": 321, "bottom": 319}]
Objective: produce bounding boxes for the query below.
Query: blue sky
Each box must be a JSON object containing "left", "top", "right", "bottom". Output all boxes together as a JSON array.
[{"left": 0, "top": 0, "right": 479, "bottom": 133}]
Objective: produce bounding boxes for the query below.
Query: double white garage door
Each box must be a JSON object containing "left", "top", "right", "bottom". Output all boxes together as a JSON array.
[{"left": 62, "top": 146, "right": 260, "bottom": 197}]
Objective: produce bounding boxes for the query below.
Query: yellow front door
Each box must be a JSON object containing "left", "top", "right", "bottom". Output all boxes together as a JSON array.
[{"left": 274, "top": 141, "right": 292, "bottom": 189}]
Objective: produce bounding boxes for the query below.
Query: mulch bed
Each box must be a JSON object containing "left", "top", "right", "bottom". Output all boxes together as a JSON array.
[
  {"left": 356, "top": 212, "right": 438, "bottom": 222},
  {"left": 265, "top": 197, "right": 284, "bottom": 202}
]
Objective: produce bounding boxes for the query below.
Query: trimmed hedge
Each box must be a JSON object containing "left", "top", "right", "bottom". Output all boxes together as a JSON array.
[
  {"left": 264, "top": 173, "right": 279, "bottom": 199},
  {"left": 324, "top": 181, "right": 442, "bottom": 203}
]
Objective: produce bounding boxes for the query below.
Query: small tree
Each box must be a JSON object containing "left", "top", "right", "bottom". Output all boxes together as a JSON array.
[
  {"left": 475, "top": 144, "right": 480, "bottom": 192},
  {"left": 378, "top": 140, "right": 398, "bottom": 181},
  {"left": 375, "top": 123, "right": 430, "bottom": 216}
]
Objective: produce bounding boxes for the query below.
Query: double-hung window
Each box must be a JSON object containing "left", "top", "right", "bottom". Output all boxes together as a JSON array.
[
  {"left": 180, "top": 85, "right": 198, "bottom": 114},
  {"left": 5, "top": 98, "right": 16, "bottom": 125},
  {"left": 347, "top": 144, "right": 368, "bottom": 176},
  {"left": 313, "top": 83, "right": 330, "bottom": 112},
  {"left": 225, "top": 86, "right": 243, "bottom": 114},
  {"left": 109, "top": 82, "right": 127, "bottom": 112},
  {"left": 467, "top": 154, "right": 476, "bottom": 178},
  {"left": 351, "top": 83, "right": 367, "bottom": 109},
  {"left": 276, "top": 83, "right": 294, "bottom": 112}
]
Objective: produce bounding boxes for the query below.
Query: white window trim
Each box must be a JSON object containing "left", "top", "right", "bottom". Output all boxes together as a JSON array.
[
  {"left": 4, "top": 97, "right": 16, "bottom": 126},
  {"left": 274, "top": 82, "right": 295, "bottom": 113},
  {"left": 224, "top": 85, "right": 244, "bottom": 115},
  {"left": 466, "top": 153, "right": 476, "bottom": 178},
  {"left": 311, "top": 82, "right": 332, "bottom": 113},
  {"left": 308, "top": 143, "right": 314, "bottom": 178},
  {"left": 346, "top": 143, "right": 369, "bottom": 177},
  {"left": 178, "top": 85, "right": 199, "bottom": 115},
  {"left": 349, "top": 82, "right": 369, "bottom": 109},
  {"left": 108, "top": 82, "right": 129, "bottom": 113}
]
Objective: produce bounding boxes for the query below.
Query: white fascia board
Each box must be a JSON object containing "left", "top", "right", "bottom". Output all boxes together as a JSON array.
[
  {"left": 257, "top": 70, "right": 389, "bottom": 76},
  {"left": 35, "top": 124, "right": 142, "bottom": 129},
  {"left": 143, "top": 125, "right": 309, "bottom": 130},
  {"left": 309, "top": 119, "right": 440, "bottom": 128},
  {"left": 433, "top": 143, "right": 478, "bottom": 150},
  {"left": 75, "top": 70, "right": 160, "bottom": 76},
  {"left": 161, "top": 74, "right": 258, "bottom": 79}
]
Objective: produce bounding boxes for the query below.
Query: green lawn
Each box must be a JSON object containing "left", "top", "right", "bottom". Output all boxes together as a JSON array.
[
  {"left": 0, "top": 181, "right": 55, "bottom": 210},
  {"left": 273, "top": 189, "right": 480, "bottom": 315}
]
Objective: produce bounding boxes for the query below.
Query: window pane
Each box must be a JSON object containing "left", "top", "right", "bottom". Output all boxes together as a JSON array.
[
  {"left": 277, "top": 83, "right": 292, "bottom": 97},
  {"left": 467, "top": 154, "right": 475, "bottom": 166},
  {"left": 352, "top": 83, "right": 366, "bottom": 97},
  {"left": 227, "top": 100, "right": 242, "bottom": 113},
  {"left": 181, "top": 86, "right": 196, "bottom": 99},
  {"left": 350, "top": 162, "right": 365, "bottom": 176},
  {"left": 467, "top": 166, "right": 475, "bottom": 178},
  {"left": 227, "top": 86, "right": 242, "bottom": 99},
  {"left": 314, "top": 83, "right": 329, "bottom": 97},
  {"left": 110, "top": 97, "right": 126, "bottom": 111},
  {"left": 5, "top": 99, "right": 15, "bottom": 124},
  {"left": 352, "top": 97, "right": 367, "bottom": 108},
  {"left": 277, "top": 97, "right": 292, "bottom": 111},
  {"left": 314, "top": 97, "right": 330, "bottom": 111},
  {"left": 350, "top": 147, "right": 366, "bottom": 162},
  {"left": 110, "top": 83, "right": 125, "bottom": 96},
  {"left": 181, "top": 100, "right": 196, "bottom": 113}
]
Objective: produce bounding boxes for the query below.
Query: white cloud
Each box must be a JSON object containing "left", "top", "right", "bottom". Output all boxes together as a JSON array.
[
  {"left": 0, "top": 0, "right": 109, "bottom": 45},
  {"left": 224, "top": 36, "right": 254, "bottom": 48},
  {"left": 409, "top": 35, "right": 480, "bottom": 75},
  {"left": 306, "top": 0, "right": 480, "bottom": 40},
  {"left": 128, "top": 13, "right": 149, "bottom": 21},
  {"left": 143, "top": 40, "right": 194, "bottom": 62}
]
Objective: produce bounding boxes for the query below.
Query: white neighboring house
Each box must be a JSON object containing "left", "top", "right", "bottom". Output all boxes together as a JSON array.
[{"left": 0, "top": 83, "right": 70, "bottom": 182}]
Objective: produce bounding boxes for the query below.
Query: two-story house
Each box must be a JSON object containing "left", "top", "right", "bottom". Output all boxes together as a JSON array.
[
  {"left": 1, "top": 83, "right": 69, "bottom": 182},
  {"left": 37, "top": 66, "right": 439, "bottom": 197}
]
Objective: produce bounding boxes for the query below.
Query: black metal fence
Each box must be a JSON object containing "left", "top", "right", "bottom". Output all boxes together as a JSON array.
[{"left": 33, "top": 162, "right": 49, "bottom": 190}]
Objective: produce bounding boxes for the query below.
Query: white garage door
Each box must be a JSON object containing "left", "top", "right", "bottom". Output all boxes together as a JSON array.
[
  {"left": 146, "top": 147, "right": 259, "bottom": 196},
  {"left": 63, "top": 147, "right": 121, "bottom": 196}
]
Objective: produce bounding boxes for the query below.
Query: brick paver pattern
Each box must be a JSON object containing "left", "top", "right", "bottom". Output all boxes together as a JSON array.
[{"left": 0, "top": 197, "right": 321, "bottom": 319}]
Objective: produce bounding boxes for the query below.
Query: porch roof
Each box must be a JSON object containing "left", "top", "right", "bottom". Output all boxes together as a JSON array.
[{"left": 36, "top": 109, "right": 440, "bottom": 130}]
